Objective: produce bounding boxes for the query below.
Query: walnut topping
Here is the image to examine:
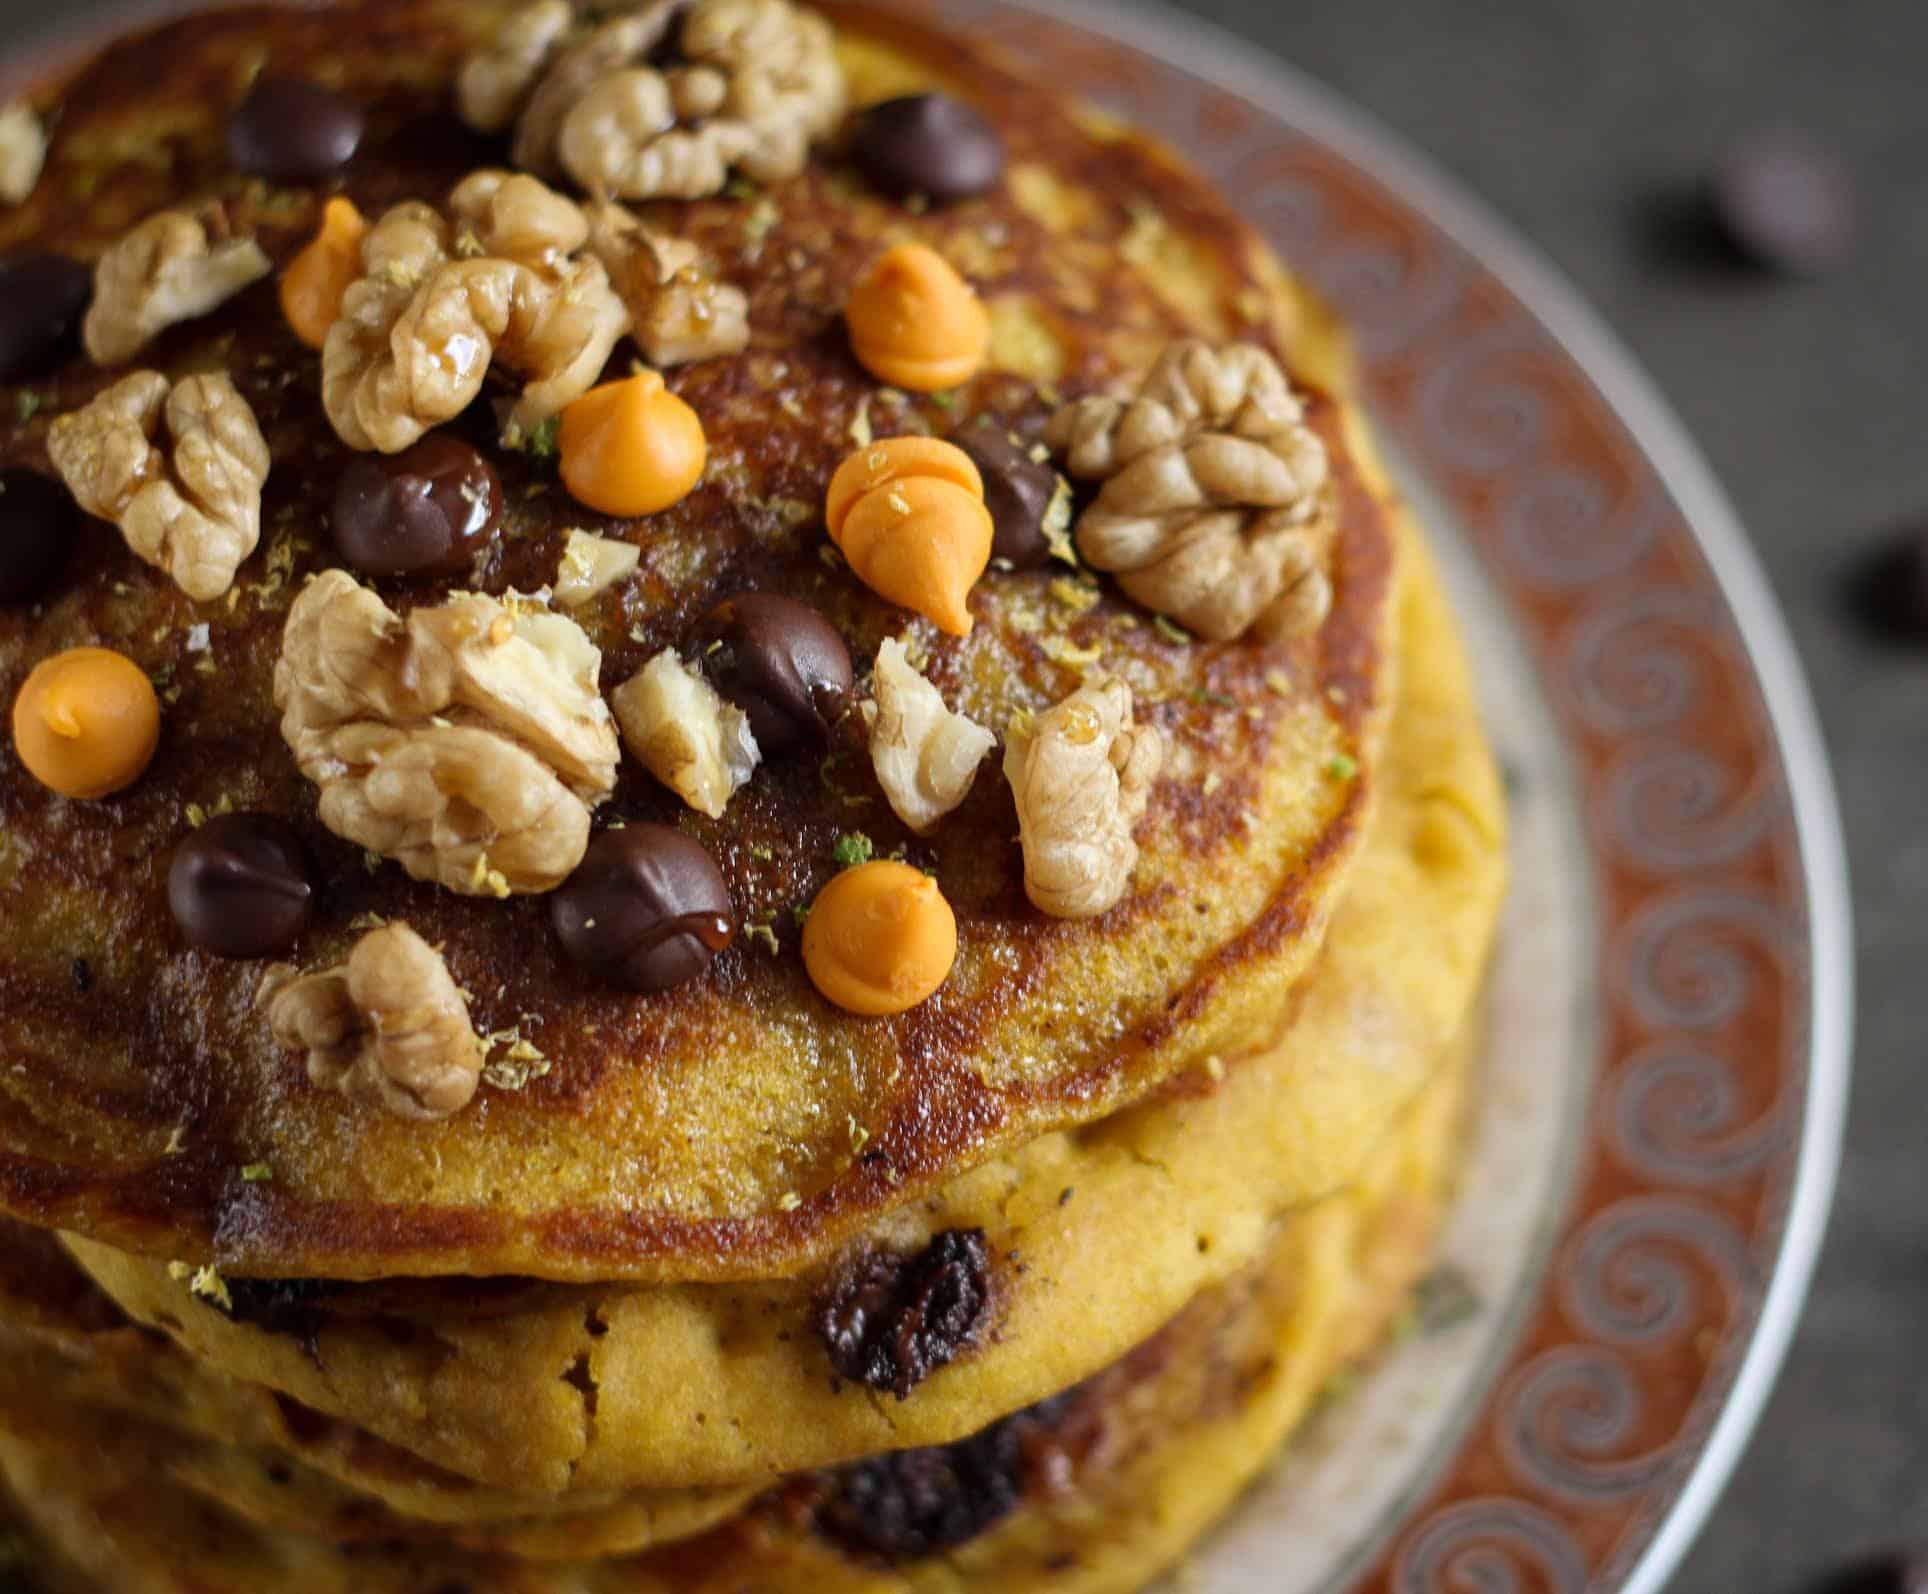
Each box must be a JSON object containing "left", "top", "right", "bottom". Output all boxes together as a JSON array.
[
  {"left": 1044, "top": 339, "right": 1332, "bottom": 643},
  {"left": 584, "top": 201, "right": 749, "bottom": 367},
  {"left": 274, "top": 570, "right": 619, "bottom": 894},
  {"left": 0, "top": 102, "right": 45, "bottom": 205},
  {"left": 260, "top": 924, "right": 483, "bottom": 1120},
  {"left": 455, "top": 0, "right": 574, "bottom": 134},
  {"left": 478, "top": 0, "right": 845, "bottom": 202},
  {"left": 612, "top": 649, "right": 761, "bottom": 819},
  {"left": 322, "top": 171, "right": 627, "bottom": 453},
  {"left": 862, "top": 638, "right": 994, "bottom": 834},
  {"left": 1003, "top": 676, "right": 1162, "bottom": 919},
  {"left": 48, "top": 371, "right": 269, "bottom": 602},
  {"left": 82, "top": 205, "right": 271, "bottom": 367},
  {"left": 553, "top": 528, "right": 640, "bottom": 607}
]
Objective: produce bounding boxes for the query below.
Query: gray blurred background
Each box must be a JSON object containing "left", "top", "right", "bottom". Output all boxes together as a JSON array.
[{"left": 0, "top": 0, "right": 1916, "bottom": 1589}]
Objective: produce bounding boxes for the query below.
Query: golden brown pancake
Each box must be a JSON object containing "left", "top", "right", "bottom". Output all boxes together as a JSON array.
[{"left": 0, "top": 0, "right": 1398, "bottom": 1286}]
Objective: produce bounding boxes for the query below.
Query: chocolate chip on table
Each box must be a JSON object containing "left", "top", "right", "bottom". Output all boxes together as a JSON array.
[
  {"left": 700, "top": 592, "right": 854, "bottom": 754},
  {"left": 0, "top": 468, "right": 78, "bottom": 604},
  {"left": 167, "top": 813, "right": 317, "bottom": 960},
  {"left": 955, "top": 426, "right": 1058, "bottom": 568},
  {"left": 849, "top": 94, "right": 1007, "bottom": 205},
  {"left": 550, "top": 825, "right": 735, "bottom": 993},
  {"left": 817, "top": 1228, "right": 992, "bottom": 1400},
  {"left": 0, "top": 253, "right": 92, "bottom": 382},
  {"left": 330, "top": 434, "right": 504, "bottom": 578},
  {"left": 226, "top": 75, "right": 366, "bottom": 184},
  {"left": 1709, "top": 130, "right": 1855, "bottom": 276}
]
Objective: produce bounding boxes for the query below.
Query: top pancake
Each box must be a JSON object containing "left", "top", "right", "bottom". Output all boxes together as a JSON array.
[{"left": 0, "top": 0, "right": 1397, "bottom": 1282}]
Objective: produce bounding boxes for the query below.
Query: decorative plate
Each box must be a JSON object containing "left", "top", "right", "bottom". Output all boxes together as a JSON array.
[{"left": 0, "top": 2, "right": 1851, "bottom": 1592}]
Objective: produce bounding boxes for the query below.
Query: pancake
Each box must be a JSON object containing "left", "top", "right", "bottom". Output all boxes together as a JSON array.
[
  {"left": 0, "top": 1028, "right": 1469, "bottom": 1594},
  {"left": 0, "top": 0, "right": 1399, "bottom": 1285},
  {"left": 60, "top": 516, "right": 1503, "bottom": 1494}
]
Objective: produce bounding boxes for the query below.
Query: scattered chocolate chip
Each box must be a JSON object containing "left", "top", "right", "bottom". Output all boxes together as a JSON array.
[
  {"left": 817, "top": 1229, "right": 991, "bottom": 1400},
  {"left": 0, "top": 253, "right": 92, "bottom": 381},
  {"left": 849, "top": 94, "right": 1006, "bottom": 205},
  {"left": 1854, "top": 531, "right": 1928, "bottom": 639},
  {"left": 550, "top": 825, "right": 735, "bottom": 993},
  {"left": 955, "top": 426, "right": 1058, "bottom": 568},
  {"left": 0, "top": 468, "right": 79, "bottom": 604},
  {"left": 700, "top": 592, "right": 854, "bottom": 754},
  {"left": 815, "top": 1391, "right": 1073, "bottom": 1558},
  {"left": 166, "top": 814, "right": 317, "bottom": 959},
  {"left": 1709, "top": 131, "right": 1855, "bottom": 277},
  {"left": 1812, "top": 1550, "right": 1928, "bottom": 1594},
  {"left": 330, "top": 434, "right": 504, "bottom": 578},
  {"left": 227, "top": 75, "right": 366, "bottom": 183}
]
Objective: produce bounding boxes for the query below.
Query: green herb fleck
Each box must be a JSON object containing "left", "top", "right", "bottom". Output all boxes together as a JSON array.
[
  {"left": 724, "top": 175, "right": 760, "bottom": 201},
  {"left": 927, "top": 389, "right": 959, "bottom": 411},
  {"left": 790, "top": 902, "right": 811, "bottom": 928},
  {"left": 14, "top": 390, "right": 42, "bottom": 425},
  {"left": 239, "top": 1162, "right": 273, "bottom": 1183},
  {"left": 525, "top": 414, "right": 561, "bottom": 459},
  {"left": 1152, "top": 615, "right": 1192, "bottom": 646},
  {"left": 833, "top": 832, "right": 875, "bottom": 869},
  {"left": 1416, "top": 1265, "right": 1481, "bottom": 1335},
  {"left": 1326, "top": 753, "right": 1359, "bottom": 782},
  {"left": 743, "top": 916, "right": 780, "bottom": 954},
  {"left": 1189, "top": 689, "right": 1235, "bottom": 709}
]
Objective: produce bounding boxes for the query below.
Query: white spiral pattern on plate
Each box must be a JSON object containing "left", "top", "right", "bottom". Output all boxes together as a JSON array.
[
  {"left": 1498, "top": 1346, "right": 1679, "bottom": 1502},
  {"left": 1393, "top": 1500, "right": 1588, "bottom": 1594},
  {"left": 1558, "top": 1196, "right": 1757, "bottom": 1348},
  {"left": 1607, "top": 1042, "right": 1785, "bottom": 1185}
]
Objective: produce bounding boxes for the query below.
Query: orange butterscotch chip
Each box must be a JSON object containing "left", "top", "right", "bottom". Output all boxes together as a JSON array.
[
  {"left": 279, "top": 196, "right": 368, "bottom": 351},
  {"left": 11, "top": 646, "right": 160, "bottom": 800},
  {"left": 559, "top": 371, "right": 707, "bottom": 518},
  {"left": 802, "top": 859, "right": 958, "bottom": 1016},
  {"left": 845, "top": 243, "right": 990, "bottom": 392},
  {"left": 825, "top": 437, "right": 993, "bottom": 636}
]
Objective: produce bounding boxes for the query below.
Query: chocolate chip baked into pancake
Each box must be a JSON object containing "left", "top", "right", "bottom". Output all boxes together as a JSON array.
[
  {"left": 0, "top": 0, "right": 1507, "bottom": 1587},
  {"left": 0, "top": 0, "right": 1397, "bottom": 1288}
]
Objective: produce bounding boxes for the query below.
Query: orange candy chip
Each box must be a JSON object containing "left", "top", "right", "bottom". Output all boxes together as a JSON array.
[
  {"left": 280, "top": 197, "right": 368, "bottom": 351},
  {"left": 802, "top": 860, "right": 958, "bottom": 1016},
  {"left": 825, "top": 436, "right": 993, "bottom": 636},
  {"left": 559, "top": 372, "right": 707, "bottom": 518},
  {"left": 11, "top": 646, "right": 160, "bottom": 800},
  {"left": 845, "top": 243, "right": 990, "bottom": 392}
]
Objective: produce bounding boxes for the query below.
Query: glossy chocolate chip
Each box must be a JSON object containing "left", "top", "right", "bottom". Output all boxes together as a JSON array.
[
  {"left": 167, "top": 813, "right": 317, "bottom": 959},
  {"left": 0, "top": 254, "right": 92, "bottom": 382},
  {"left": 551, "top": 825, "right": 735, "bottom": 993},
  {"left": 817, "top": 1229, "right": 992, "bottom": 1399},
  {"left": 330, "top": 433, "right": 504, "bottom": 577},
  {"left": 1710, "top": 131, "right": 1855, "bottom": 276},
  {"left": 955, "top": 427, "right": 1058, "bottom": 568},
  {"left": 227, "top": 75, "right": 365, "bottom": 184},
  {"left": 0, "top": 468, "right": 78, "bottom": 604},
  {"left": 850, "top": 94, "right": 1006, "bottom": 205},
  {"left": 701, "top": 592, "right": 854, "bottom": 754}
]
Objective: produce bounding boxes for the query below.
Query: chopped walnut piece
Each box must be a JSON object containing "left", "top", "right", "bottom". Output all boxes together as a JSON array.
[
  {"left": 497, "top": 0, "right": 844, "bottom": 201},
  {"left": 862, "top": 638, "right": 994, "bottom": 834},
  {"left": 1003, "top": 676, "right": 1162, "bottom": 919},
  {"left": 48, "top": 371, "right": 269, "bottom": 602},
  {"left": 82, "top": 205, "right": 271, "bottom": 367},
  {"left": 613, "top": 649, "right": 761, "bottom": 819},
  {"left": 275, "top": 571, "right": 619, "bottom": 894},
  {"left": 322, "top": 172, "right": 626, "bottom": 453},
  {"left": 585, "top": 201, "right": 750, "bottom": 367},
  {"left": 1044, "top": 339, "right": 1332, "bottom": 643},
  {"left": 553, "top": 528, "right": 640, "bottom": 607},
  {"left": 260, "top": 923, "right": 483, "bottom": 1120},
  {"left": 0, "top": 102, "right": 45, "bottom": 205},
  {"left": 455, "top": 0, "right": 575, "bottom": 134}
]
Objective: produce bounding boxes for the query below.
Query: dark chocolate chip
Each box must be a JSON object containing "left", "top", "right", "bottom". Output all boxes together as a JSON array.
[
  {"left": 817, "top": 1229, "right": 992, "bottom": 1400},
  {"left": 0, "top": 468, "right": 78, "bottom": 604},
  {"left": 167, "top": 814, "right": 317, "bottom": 959},
  {"left": 700, "top": 592, "right": 853, "bottom": 754},
  {"left": 330, "top": 433, "right": 504, "bottom": 578},
  {"left": 550, "top": 825, "right": 735, "bottom": 993},
  {"left": 1811, "top": 1551, "right": 1928, "bottom": 1594},
  {"left": 955, "top": 426, "right": 1059, "bottom": 568},
  {"left": 1709, "top": 131, "right": 1855, "bottom": 276},
  {"left": 849, "top": 94, "right": 1006, "bottom": 205},
  {"left": 0, "top": 253, "right": 92, "bottom": 381},
  {"left": 815, "top": 1391, "right": 1074, "bottom": 1558},
  {"left": 1856, "top": 532, "right": 1928, "bottom": 639},
  {"left": 227, "top": 75, "right": 366, "bottom": 184}
]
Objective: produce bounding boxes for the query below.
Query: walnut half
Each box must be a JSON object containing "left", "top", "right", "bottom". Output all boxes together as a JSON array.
[
  {"left": 275, "top": 572, "right": 619, "bottom": 895},
  {"left": 48, "top": 371, "right": 270, "bottom": 602},
  {"left": 260, "top": 924, "right": 482, "bottom": 1120},
  {"left": 82, "top": 205, "right": 271, "bottom": 367},
  {"left": 862, "top": 638, "right": 994, "bottom": 834},
  {"left": 1004, "top": 677, "right": 1162, "bottom": 919}
]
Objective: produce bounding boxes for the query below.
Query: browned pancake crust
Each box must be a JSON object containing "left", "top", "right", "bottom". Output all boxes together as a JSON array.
[{"left": 0, "top": 1, "right": 1395, "bottom": 1281}]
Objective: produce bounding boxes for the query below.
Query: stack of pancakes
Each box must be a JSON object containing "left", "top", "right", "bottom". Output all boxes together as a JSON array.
[{"left": 0, "top": 2, "right": 1506, "bottom": 1588}]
